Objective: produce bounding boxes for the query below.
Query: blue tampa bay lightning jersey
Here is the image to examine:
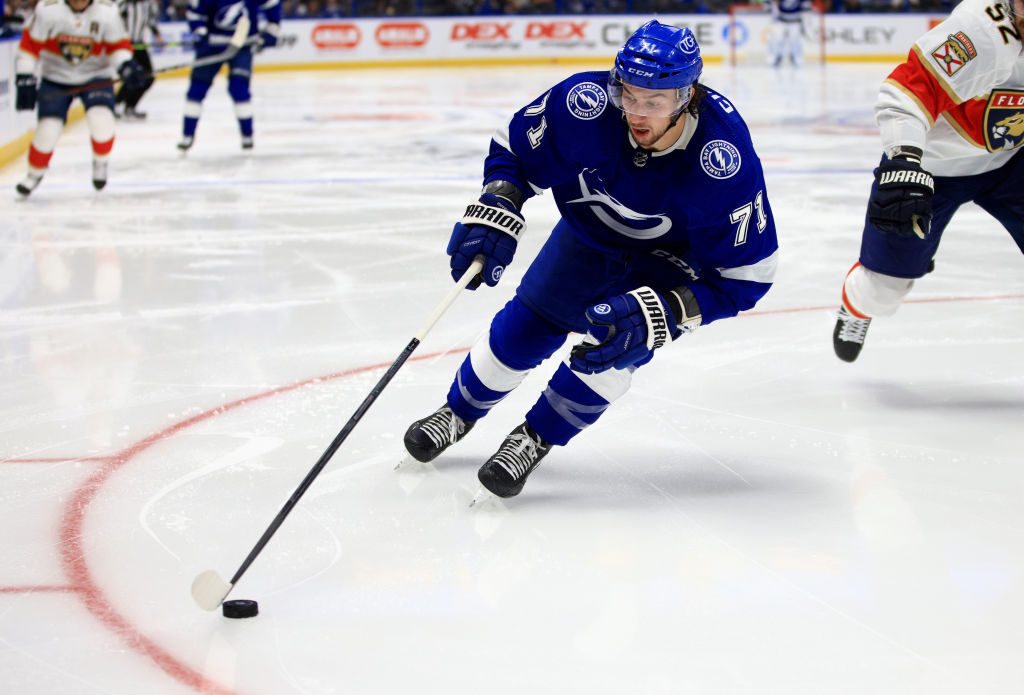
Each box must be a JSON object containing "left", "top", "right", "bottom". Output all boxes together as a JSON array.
[
  {"left": 186, "top": 0, "right": 281, "bottom": 46},
  {"left": 484, "top": 71, "right": 779, "bottom": 326}
]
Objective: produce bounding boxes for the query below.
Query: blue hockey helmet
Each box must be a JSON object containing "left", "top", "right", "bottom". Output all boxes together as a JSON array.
[{"left": 610, "top": 21, "right": 703, "bottom": 117}]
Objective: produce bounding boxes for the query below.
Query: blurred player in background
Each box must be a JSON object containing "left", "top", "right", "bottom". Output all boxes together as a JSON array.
[
  {"left": 768, "top": 0, "right": 810, "bottom": 68},
  {"left": 402, "top": 21, "right": 778, "bottom": 500},
  {"left": 115, "top": 0, "right": 162, "bottom": 119},
  {"left": 14, "top": 0, "right": 147, "bottom": 196},
  {"left": 834, "top": 0, "right": 1024, "bottom": 362},
  {"left": 178, "top": 0, "right": 282, "bottom": 151}
]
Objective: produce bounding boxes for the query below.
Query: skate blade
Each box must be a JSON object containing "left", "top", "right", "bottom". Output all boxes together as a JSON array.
[
  {"left": 394, "top": 452, "right": 420, "bottom": 471},
  {"left": 469, "top": 487, "right": 497, "bottom": 508}
]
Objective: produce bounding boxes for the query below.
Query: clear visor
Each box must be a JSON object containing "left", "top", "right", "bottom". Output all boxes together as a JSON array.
[{"left": 609, "top": 75, "right": 692, "bottom": 118}]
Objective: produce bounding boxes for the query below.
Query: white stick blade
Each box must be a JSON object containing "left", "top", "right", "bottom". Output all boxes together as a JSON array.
[
  {"left": 229, "top": 15, "right": 251, "bottom": 49},
  {"left": 191, "top": 570, "right": 233, "bottom": 611}
]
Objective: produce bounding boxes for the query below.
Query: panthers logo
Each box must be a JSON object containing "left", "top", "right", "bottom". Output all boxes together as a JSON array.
[
  {"left": 58, "top": 35, "right": 95, "bottom": 65},
  {"left": 985, "top": 90, "right": 1024, "bottom": 151}
]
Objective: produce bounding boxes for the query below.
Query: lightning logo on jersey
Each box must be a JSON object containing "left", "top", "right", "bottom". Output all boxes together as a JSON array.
[
  {"left": 700, "top": 140, "right": 742, "bottom": 179},
  {"left": 214, "top": 1, "right": 247, "bottom": 32},
  {"left": 566, "top": 82, "right": 607, "bottom": 120}
]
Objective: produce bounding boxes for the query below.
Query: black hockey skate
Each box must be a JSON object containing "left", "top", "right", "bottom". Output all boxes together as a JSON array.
[
  {"left": 477, "top": 421, "right": 551, "bottom": 498},
  {"left": 92, "top": 159, "right": 107, "bottom": 191},
  {"left": 833, "top": 306, "right": 872, "bottom": 363},
  {"left": 403, "top": 404, "right": 475, "bottom": 463},
  {"left": 16, "top": 170, "right": 43, "bottom": 197}
]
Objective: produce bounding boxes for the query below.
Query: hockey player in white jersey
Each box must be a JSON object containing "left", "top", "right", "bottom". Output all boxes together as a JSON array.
[
  {"left": 402, "top": 21, "right": 778, "bottom": 499},
  {"left": 834, "top": 0, "right": 1024, "bottom": 362},
  {"left": 14, "top": 0, "right": 146, "bottom": 196},
  {"left": 768, "top": 0, "right": 811, "bottom": 68}
]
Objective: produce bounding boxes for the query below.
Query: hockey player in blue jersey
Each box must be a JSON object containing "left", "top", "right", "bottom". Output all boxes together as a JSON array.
[
  {"left": 403, "top": 21, "right": 779, "bottom": 499},
  {"left": 177, "top": 0, "right": 281, "bottom": 151}
]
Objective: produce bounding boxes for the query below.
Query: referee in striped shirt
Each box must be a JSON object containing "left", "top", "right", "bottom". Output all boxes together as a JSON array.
[{"left": 116, "top": 0, "right": 162, "bottom": 119}]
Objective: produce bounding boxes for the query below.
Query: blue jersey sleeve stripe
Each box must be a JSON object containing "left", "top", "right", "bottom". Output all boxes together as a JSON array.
[{"left": 717, "top": 249, "right": 779, "bottom": 284}]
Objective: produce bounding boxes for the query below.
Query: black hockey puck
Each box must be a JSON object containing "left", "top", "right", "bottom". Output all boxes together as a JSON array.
[{"left": 222, "top": 599, "right": 259, "bottom": 619}]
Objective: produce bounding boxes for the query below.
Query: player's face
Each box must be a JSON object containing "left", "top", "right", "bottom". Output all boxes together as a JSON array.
[
  {"left": 67, "top": 0, "right": 90, "bottom": 11},
  {"left": 620, "top": 86, "right": 682, "bottom": 151},
  {"left": 624, "top": 111, "right": 675, "bottom": 150},
  {"left": 617, "top": 83, "right": 685, "bottom": 119}
]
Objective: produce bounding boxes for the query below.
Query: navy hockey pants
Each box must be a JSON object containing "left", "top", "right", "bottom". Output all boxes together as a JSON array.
[
  {"left": 860, "top": 149, "right": 1024, "bottom": 279},
  {"left": 445, "top": 220, "right": 697, "bottom": 445},
  {"left": 37, "top": 79, "right": 115, "bottom": 121}
]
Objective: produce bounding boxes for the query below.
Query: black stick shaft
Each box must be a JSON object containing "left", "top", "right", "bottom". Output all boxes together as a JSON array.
[
  {"left": 223, "top": 256, "right": 482, "bottom": 589},
  {"left": 228, "top": 337, "right": 420, "bottom": 586}
]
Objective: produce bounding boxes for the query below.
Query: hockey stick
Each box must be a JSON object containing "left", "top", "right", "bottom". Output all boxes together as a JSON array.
[
  {"left": 191, "top": 256, "right": 485, "bottom": 611},
  {"left": 132, "top": 41, "right": 187, "bottom": 49},
  {"left": 41, "top": 16, "right": 251, "bottom": 101}
]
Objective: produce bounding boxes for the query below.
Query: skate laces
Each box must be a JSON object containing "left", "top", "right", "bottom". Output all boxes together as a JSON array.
[
  {"left": 837, "top": 307, "right": 871, "bottom": 343},
  {"left": 493, "top": 430, "right": 543, "bottom": 479},
  {"left": 419, "top": 407, "right": 464, "bottom": 449}
]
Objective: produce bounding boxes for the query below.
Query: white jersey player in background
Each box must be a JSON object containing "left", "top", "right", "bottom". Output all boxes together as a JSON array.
[
  {"left": 834, "top": 0, "right": 1024, "bottom": 361},
  {"left": 768, "top": 0, "right": 811, "bottom": 68},
  {"left": 14, "top": 0, "right": 146, "bottom": 196}
]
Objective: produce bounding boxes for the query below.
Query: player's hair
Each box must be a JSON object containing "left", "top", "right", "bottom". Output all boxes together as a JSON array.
[
  {"left": 683, "top": 83, "right": 707, "bottom": 118},
  {"left": 1005, "top": 0, "right": 1018, "bottom": 23}
]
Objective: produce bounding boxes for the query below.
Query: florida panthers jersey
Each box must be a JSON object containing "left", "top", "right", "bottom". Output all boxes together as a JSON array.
[
  {"left": 485, "top": 71, "right": 778, "bottom": 326},
  {"left": 186, "top": 0, "right": 281, "bottom": 47},
  {"left": 16, "top": 0, "right": 132, "bottom": 85},
  {"left": 877, "top": 0, "right": 1024, "bottom": 176}
]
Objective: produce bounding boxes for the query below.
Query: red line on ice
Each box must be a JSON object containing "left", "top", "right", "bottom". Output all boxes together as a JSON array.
[
  {"left": 17, "top": 290, "right": 1024, "bottom": 693},
  {"left": 52, "top": 349, "right": 460, "bottom": 695}
]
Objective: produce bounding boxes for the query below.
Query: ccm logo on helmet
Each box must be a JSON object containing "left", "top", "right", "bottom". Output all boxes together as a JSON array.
[{"left": 627, "top": 67, "right": 655, "bottom": 77}]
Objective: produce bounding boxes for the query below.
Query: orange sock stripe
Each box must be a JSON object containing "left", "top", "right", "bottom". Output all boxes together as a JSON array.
[
  {"left": 841, "top": 262, "right": 871, "bottom": 319},
  {"left": 91, "top": 137, "right": 114, "bottom": 155},
  {"left": 28, "top": 145, "right": 53, "bottom": 169}
]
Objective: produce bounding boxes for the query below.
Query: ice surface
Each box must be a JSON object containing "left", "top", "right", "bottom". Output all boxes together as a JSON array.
[{"left": 1, "top": 63, "right": 1022, "bottom": 695}]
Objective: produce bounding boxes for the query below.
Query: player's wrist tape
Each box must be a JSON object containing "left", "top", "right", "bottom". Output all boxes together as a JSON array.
[
  {"left": 628, "top": 287, "right": 673, "bottom": 350},
  {"left": 890, "top": 145, "right": 924, "bottom": 165},
  {"left": 482, "top": 180, "right": 525, "bottom": 209},
  {"left": 665, "top": 286, "right": 702, "bottom": 334},
  {"left": 461, "top": 200, "right": 525, "bottom": 240}
]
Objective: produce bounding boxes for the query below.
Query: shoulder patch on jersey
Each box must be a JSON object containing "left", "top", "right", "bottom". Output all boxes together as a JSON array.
[
  {"left": 930, "top": 33, "right": 976, "bottom": 77},
  {"left": 984, "top": 90, "right": 1024, "bottom": 151},
  {"left": 565, "top": 82, "right": 607, "bottom": 120},
  {"left": 699, "top": 140, "right": 741, "bottom": 180}
]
